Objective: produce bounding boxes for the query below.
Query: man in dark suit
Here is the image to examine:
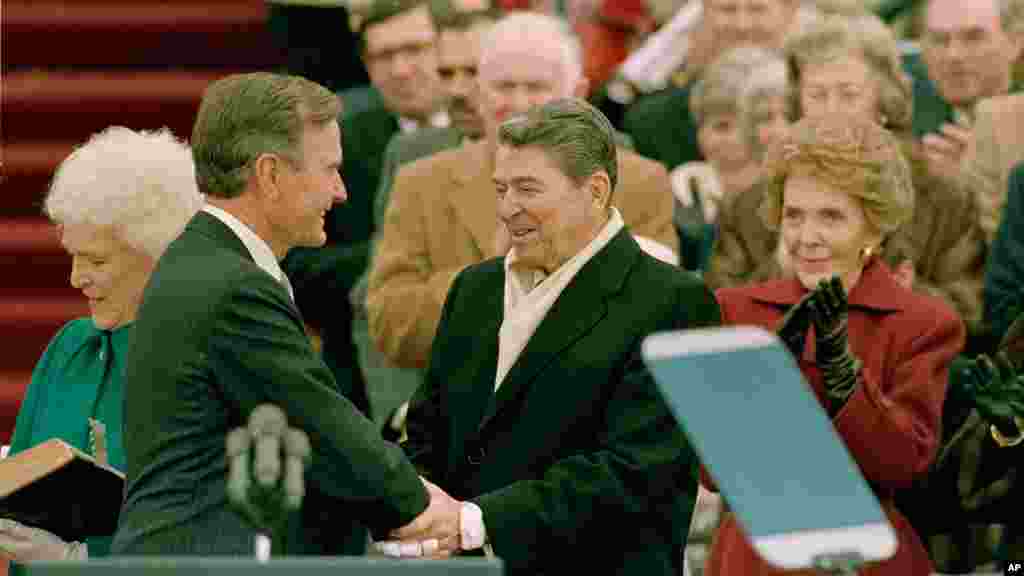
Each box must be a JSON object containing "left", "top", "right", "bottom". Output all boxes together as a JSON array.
[
  {"left": 280, "top": 0, "right": 447, "bottom": 418},
  {"left": 378, "top": 98, "right": 720, "bottom": 574},
  {"left": 112, "top": 73, "right": 451, "bottom": 556},
  {"left": 985, "top": 162, "right": 1024, "bottom": 344},
  {"left": 351, "top": 7, "right": 497, "bottom": 431}
]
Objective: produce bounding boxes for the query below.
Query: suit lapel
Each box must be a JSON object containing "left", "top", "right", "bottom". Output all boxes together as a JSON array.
[
  {"left": 478, "top": 229, "right": 640, "bottom": 431},
  {"left": 448, "top": 140, "right": 497, "bottom": 258},
  {"left": 188, "top": 211, "right": 253, "bottom": 262},
  {"left": 188, "top": 212, "right": 300, "bottom": 316}
]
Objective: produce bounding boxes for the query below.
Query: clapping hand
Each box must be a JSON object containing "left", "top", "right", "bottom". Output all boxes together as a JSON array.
[
  {"left": 994, "top": 310, "right": 1024, "bottom": 375},
  {"left": 776, "top": 291, "right": 814, "bottom": 359},
  {"left": 807, "top": 277, "right": 861, "bottom": 413},
  {"left": 374, "top": 478, "right": 463, "bottom": 559},
  {"left": 962, "top": 355, "right": 1024, "bottom": 440},
  {"left": 920, "top": 121, "right": 971, "bottom": 184},
  {"left": 807, "top": 276, "right": 848, "bottom": 346}
]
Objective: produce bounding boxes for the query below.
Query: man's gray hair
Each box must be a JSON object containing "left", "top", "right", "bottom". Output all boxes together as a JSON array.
[
  {"left": 479, "top": 12, "right": 583, "bottom": 90},
  {"left": 498, "top": 98, "right": 618, "bottom": 199},
  {"left": 45, "top": 126, "right": 204, "bottom": 259},
  {"left": 191, "top": 72, "right": 342, "bottom": 199}
]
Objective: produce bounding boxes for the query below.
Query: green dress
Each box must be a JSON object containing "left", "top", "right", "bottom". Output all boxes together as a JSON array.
[{"left": 8, "top": 317, "right": 129, "bottom": 567}]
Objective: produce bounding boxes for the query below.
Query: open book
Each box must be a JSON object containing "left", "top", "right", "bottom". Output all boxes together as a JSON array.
[{"left": 0, "top": 439, "right": 124, "bottom": 541}]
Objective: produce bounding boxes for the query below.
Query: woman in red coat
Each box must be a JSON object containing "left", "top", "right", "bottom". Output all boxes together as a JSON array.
[{"left": 704, "top": 114, "right": 965, "bottom": 576}]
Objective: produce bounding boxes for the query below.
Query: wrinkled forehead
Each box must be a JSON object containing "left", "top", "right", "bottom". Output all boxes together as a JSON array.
[
  {"left": 364, "top": 5, "right": 437, "bottom": 54},
  {"left": 705, "top": 0, "right": 786, "bottom": 13},
  {"left": 479, "top": 43, "right": 567, "bottom": 83},
  {"left": 926, "top": 0, "right": 1001, "bottom": 32},
  {"left": 438, "top": 26, "right": 486, "bottom": 66}
]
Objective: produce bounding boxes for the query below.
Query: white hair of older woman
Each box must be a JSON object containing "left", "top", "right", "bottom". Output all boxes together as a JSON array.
[
  {"left": 739, "top": 53, "right": 789, "bottom": 160},
  {"left": 479, "top": 11, "right": 583, "bottom": 91},
  {"left": 44, "top": 126, "right": 204, "bottom": 260}
]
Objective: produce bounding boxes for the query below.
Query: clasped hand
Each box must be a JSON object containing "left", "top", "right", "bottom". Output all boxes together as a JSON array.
[
  {"left": 776, "top": 276, "right": 849, "bottom": 359},
  {"left": 374, "top": 478, "right": 463, "bottom": 559}
]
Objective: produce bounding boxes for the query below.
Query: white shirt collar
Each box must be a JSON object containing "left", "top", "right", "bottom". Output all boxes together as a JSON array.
[
  {"left": 398, "top": 109, "right": 450, "bottom": 134},
  {"left": 505, "top": 208, "right": 625, "bottom": 293},
  {"left": 202, "top": 205, "right": 291, "bottom": 298}
]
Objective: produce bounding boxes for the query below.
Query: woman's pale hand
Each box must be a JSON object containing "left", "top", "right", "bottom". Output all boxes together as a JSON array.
[{"left": 0, "top": 519, "right": 87, "bottom": 562}]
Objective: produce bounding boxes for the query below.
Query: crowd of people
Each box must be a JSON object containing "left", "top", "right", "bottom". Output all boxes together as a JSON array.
[{"left": 2, "top": 0, "right": 1024, "bottom": 574}]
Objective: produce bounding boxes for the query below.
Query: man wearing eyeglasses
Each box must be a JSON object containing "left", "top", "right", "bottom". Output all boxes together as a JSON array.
[{"left": 280, "top": 0, "right": 449, "bottom": 419}]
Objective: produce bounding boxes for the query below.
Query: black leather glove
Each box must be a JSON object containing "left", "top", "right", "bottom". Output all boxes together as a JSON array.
[
  {"left": 776, "top": 292, "right": 814, "bottom": 359},
  {"left": 994, "top": 310, "right": 1024, "bottom": 375},
  {"left": 962, "top": 354, "right": 1024, "bottom": 440},
  {"left": 807, "top": 276, "right": 862, "bottom": 415}
]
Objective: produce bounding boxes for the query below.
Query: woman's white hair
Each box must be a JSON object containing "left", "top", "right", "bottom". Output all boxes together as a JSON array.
[
  {"left": 740, "top": 53, "right": 789, "bottom": 159},
  {"left": 479, "top": 12, "right": 583, "bottom": 91},
  {"left": 45, "top": 126, "right": 204, "bottom": 259}
]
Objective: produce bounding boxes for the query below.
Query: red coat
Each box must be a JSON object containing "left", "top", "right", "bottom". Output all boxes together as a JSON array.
[{"left": 704, "top": 259, "right": 965, "bottom": 576}]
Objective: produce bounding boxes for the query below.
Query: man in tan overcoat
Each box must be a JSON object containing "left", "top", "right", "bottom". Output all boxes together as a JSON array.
[{"left": 367, "top": 11, "right": 678, "bottom": 371}]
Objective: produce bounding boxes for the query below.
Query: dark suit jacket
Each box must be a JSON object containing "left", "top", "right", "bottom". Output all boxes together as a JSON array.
[
  {"left": 404, "top": 228, "right": 721, "bottom": 575},
  {"left": 984, "top": 161, "right": 1024, "bottom": 342},
  {"left": 622, "top": 83, "right": 702, "bottom": 171},
  {"left": 280, "top": 95, "right": 399, "bottom": 416},
  {"left": 111, "top": 212, "right": 428, "bottom": 555}
]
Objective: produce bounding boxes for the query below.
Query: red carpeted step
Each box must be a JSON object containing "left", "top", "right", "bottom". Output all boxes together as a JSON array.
[
  {"left": 0, "top": 218, "right": 76, "bottom": 293},
  {"left": 1, "top": 142, "right": 77, "bottom": 217},
  {"left": 0, "top": 370, "right": 35, "bottom": 444},
  {"left": 2, "top": 70, "right": 237, "bottom": 144},
  {"left": 3, "top": 1, "right": 285, "bottom": 71}
]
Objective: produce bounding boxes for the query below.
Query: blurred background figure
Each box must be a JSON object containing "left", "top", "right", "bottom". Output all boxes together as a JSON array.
[
  {"left": 704, "top": 46, "right": 791, "bottom": 288},
  {"left": 1, "top": 127, "right": 203, "bottom": 572},
  {"left": 281, "top": 0, "right": 449, "bottom": 421},
  {"left": 622, "top": 0, "right": 800, "bottom": 178},
  {"left": 351, "top": 3, "right": 500, "bottom": 433},
  {"left": 265, "top": 0, "right": 370, "bottom": 92},
  {"left": 674, "top": 46, "right": 784, "bottom": 274}
]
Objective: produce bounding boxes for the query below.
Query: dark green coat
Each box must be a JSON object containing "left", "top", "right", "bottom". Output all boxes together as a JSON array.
[{"left": 112, "top": 212, "right": 428, "bottom": 555}]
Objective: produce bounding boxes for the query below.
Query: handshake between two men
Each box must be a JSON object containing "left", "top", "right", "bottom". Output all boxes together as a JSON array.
[
  {"left": 228, "top": 404, "right": 483, "bottom": 560},
  {"left": 374, "top": 476, "right": 480, "bottom": 559}
]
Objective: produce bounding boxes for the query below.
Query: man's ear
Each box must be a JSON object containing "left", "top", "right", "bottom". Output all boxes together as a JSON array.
[
  {"left": 588, "top": 171, "right": 612, "bottom": 209},
  {"left": 1010, "top": 32, "right": 1024, "bottom": 63},
  {"left": 253, "top": 153, "right": 283, "bottom": 201}
]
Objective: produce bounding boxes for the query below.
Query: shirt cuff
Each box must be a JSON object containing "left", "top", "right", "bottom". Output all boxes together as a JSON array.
[{"left": 460, "top": 502, "right": 487, "bottom": 550}]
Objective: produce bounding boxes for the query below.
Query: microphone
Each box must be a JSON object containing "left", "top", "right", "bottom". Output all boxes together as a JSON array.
[
  {"left": 249, "top": 404, "right": 287, "bottom": 489},
  {"left": 226, "top": 404, "right": 311, "bottom": 559},
  {"left": 282, "top": 428, "right": 312, "bottom": 511}
]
